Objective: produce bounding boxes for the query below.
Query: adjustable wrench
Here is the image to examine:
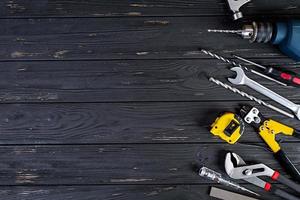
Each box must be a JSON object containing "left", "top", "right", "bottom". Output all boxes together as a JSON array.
[{"left": 228, "top": 67, "right": 300, "bottom": 120}]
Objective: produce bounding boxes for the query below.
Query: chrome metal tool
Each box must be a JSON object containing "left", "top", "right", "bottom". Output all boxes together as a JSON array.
[
  {"left": 233, "top": 55, "right": 300, "bottom": 87},
  {"left": 209, "top": 77, "right": 294, "bottom": 118},
  {"left": 199, "top": 166, "right": 258, "bottom": 196},
  {"left": 229, "top": 67, "right": 300, "bottom": 120},
  {"left": 225, "top": 152, "right": 300, "bottom": 200},
  {"left": 201, "top": 49, "right": 287, "bottom": 86}
]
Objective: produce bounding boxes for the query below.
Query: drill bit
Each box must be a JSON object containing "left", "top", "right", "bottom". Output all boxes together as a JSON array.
[
  {"left": 201, "top": 49, "right": 242, "bottom": 67},
  {"left": 208, "top": 29, "right": 242, "bottom": 34},
  {"left": 201, "top": 49, "right": 287, "bottom": 86},
  {"left": 209, "top": 77, "right": 294, "bottom": 119}
]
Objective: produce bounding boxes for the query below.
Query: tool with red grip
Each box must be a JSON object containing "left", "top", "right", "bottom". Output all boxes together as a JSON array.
[
  {"left": 233, "top": 55, "right": 300, "bottom": 87},
  {"left": 225, "top": 152, "right": 300, "bottom": 200}
]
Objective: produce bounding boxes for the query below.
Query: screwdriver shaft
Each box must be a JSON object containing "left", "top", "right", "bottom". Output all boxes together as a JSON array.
[{"left": 233, "top": 55, "right": 266, "bottom": 70}]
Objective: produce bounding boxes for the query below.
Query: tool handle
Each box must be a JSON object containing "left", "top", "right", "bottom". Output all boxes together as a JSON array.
[
  {"left": 275, "top": 173, "right": 300, "bottom": 193},
  {"left": 265, "top": 67, "right": 300, "bottom": 87},
  {"left": 271, "top": 186, "right": 300, "bottom": 200},
  {"left": 274, "top": 150, "right": 300, "bottom": 182},
  {"left": 293, "top": 129, "right": 300, "bottom": 139}
]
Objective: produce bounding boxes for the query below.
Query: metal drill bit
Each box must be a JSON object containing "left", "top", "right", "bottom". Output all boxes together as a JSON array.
[
  {"left": 209, "top": 77, "right": 294, "bottom": 119},
  {"left": 208, "top": 29, "right": 242, "bottom": 34},
  {"left": 201, "top": 49, "right": 287, "bottom": 86},
  {"left": 201, "top": 49, "right": 243, "bottom": 68}
]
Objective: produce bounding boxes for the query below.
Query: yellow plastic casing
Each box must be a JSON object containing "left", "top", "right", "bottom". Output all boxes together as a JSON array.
[
  {"left": 259, "top": 119, "right": 294, "bottom": 153},
  {"left": 210, "top": 113, "right": 242, "bottom": 144}
]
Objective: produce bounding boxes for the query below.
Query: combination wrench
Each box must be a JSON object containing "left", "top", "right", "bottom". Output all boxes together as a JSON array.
[{"left": 228, "top": 67, "right": 300, "bottom": 120}]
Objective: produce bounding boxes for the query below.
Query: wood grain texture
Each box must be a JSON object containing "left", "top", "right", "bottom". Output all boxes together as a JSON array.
[
  {"left": 1, "top": 1, "right": 300, "bottom": 199},
  {"left": 0, "top": 17, "right": 294, "bottom": 61},
  {"left": 0, "top": 102, "right": 299, "bottom": 144},
  {"left": 0, "top": 185, "right": 280, "bottom": 200},
  {"left": 0, "top": 143, "right": 298, "bottom": 185},
  {"left": 1, "top": 0, "right": 300, "bottom": 17},
  {"left": 0, "top": 59, "right": 298, "bottom": 103}
]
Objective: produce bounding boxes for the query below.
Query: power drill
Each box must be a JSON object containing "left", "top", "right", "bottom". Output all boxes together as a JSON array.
[{"left": 208, "top": 20, "right": 300, "bottom": 61}]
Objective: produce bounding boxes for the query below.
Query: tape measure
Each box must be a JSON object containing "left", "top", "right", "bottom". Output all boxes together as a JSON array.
[{"left": 210, "top": 112, "right": 245, "bottom": 144}]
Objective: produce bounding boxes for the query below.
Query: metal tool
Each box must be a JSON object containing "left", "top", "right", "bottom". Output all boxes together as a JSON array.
[
  {"left": 229, "top": 67, "right": 300, "bottom": 120},
  {"left": 201, "top": 49, "right": 287, "bottom": 86},
  {"left": 240, "top": 105, "right": 300, "bottom": 181},
  {"left": 210, "top": 112, "right": 245, "bottom": 144},
  {"left": 210, "top": 187, "right": 259, "bottom": 200},
  {"left": 226, "top": 0, "right": 251, "bottom": 20},
  {"left": 225, "top": 152, "right": 300, "bottom": 200},
  {"left": 209, "top": 77, "right": 294, "bottom": 118},
  {"left": 208, "top": 20, "right": 300, "bottom": 61},
  {"left": 198, "top": 166, "right": 258, "bottom": 196},
  {"left": 233, "top": 55, "right": 300, "bottom": 87}
]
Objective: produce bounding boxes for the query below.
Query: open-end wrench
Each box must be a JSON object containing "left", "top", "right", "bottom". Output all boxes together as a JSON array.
[{"left": 228, "top": 67, "right": 300, "bottom": 120}]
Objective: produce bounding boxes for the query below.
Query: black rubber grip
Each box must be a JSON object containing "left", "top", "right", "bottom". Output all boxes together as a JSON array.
[
  {"left": 293, "top": 129, "right": 300, "bottom": 139},
  {"left": 274, "top": 150, "right": 300, "bottom": 182},
  {"left": 265, "top": 67, "right": 300, "bottom": 87},
  {"left": 271, "top": 187, "right": 300, "bottom": 200},
  {"left": 278, "top": 174, "right": 300, "bottom": 193}
]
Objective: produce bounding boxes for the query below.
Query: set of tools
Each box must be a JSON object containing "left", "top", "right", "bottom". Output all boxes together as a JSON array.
[
  {"left": 202, "top": 49, "right": 300, "bottom": 119},
  {"left": 199, "top": 48, "right": 300, "bottom": 198},
  {"left": 196, "top": 1, "right": 300, "bottom": 199},
  {"left": 199, "top": 49, "right": 300, "bottom": 199},
  {"left": 226, "top": 152, "right": 300, "bottom": 199},
  {"left": 199, "top": 151, "right": 300, "bottom": 199}
]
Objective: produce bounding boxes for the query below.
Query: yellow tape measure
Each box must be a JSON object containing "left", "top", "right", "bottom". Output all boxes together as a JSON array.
[{"left": 210, "top": 112, "right": 245, "bottom": 144}]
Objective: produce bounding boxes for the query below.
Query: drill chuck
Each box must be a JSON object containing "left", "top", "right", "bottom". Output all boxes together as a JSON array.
[{"left": 240, "top": 22, "right": 273, "bottom": 43}]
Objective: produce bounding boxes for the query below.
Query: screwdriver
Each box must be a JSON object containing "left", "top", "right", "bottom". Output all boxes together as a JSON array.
[{"left": 233, "top": 55, "right": 300, "bottom": 87}]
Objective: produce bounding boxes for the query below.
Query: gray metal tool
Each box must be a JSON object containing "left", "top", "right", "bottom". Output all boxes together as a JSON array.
[
  {"left": 200, "top": 49, "right": 286, "bottom": 86},
  {"left": 228, "top": 67, "right": 300, "bottom": 120},
  {"left": 226, "top": 0, "right": 251, "bottom": 20},
  {"left": 225, "top": 152, "right": 300, "bottom": 200},
  {"left": 199, "top": 166, "right": 258, "bottom": 196},
  {"left": 209, "top": 77, "right": 294, "bottom": 118}
]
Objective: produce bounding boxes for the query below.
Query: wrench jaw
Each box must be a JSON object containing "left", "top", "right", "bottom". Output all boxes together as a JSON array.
[
  {"left": 228, "top": 67, "right": 246, "bottom": 85},
  {"left": 296, "top": 108, "right": 300, "bottom": 120}
]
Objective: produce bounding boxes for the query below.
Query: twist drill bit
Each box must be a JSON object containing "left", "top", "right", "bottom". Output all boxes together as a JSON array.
[
  {"left": 208, "top": 29, "right": 243, "bottom": 34},
  {"left": 201, "top": 49, "right": 244, "bottom": 68},
  {"left": 209, "top": 77, "right": 294, "bottom": 119},
  {"left": 201, "top": 49, "right": 287, "bottom": 86}
]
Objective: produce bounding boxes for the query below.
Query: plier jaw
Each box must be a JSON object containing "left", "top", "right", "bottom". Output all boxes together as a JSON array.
[
  {"left": 225, "top": 152, "right": 272, "bottom": 190},
  {"left": 225, "top": 152, "right": 300, "bottom": 199}
]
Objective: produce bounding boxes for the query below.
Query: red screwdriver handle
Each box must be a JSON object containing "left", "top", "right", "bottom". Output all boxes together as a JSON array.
[
  {"left": 265, "top": 67, "right": 300, "bottom": 87},
  {"left": 280, "top": 72, "right": 300, "bottom": 85}
]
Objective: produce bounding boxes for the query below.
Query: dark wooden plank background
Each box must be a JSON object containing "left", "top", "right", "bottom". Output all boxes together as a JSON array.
[{"left": 0, "top": 0, "right": 300, "bottom": 199}]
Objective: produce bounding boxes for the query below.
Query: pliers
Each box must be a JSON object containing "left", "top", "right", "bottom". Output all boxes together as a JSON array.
[
  {"left": 225, "top": 152, "right": 300, "bottom": 200},
  {"left": 240, "top": 105, "right": 300, "bottom": 181}
]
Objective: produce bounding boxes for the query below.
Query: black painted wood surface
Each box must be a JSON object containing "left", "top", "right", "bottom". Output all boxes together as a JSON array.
[{"left": 1, "top": 1, "right": 300, "bottom": 199}]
